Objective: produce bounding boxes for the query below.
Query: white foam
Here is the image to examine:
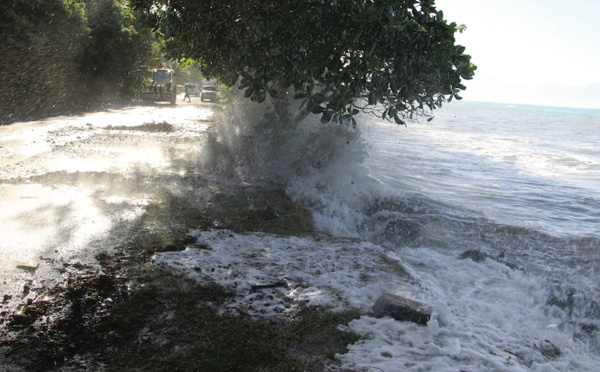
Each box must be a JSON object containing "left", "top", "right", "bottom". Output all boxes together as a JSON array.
[
  {"left": 340, "top": 246, "right": 600, "bottom": 371},
  {"left": 154, "top": 229, "right": 600, "bottom": 371},
  {"left": 150, "top": 101, "right": 600, "bottom": 371},
  {"left": 154, "top": 229, "right": 415, "bottom": 316}
]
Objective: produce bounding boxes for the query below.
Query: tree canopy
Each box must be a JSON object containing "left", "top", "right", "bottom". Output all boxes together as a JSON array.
[
  {"left": 79, "top": 0, "right": 157, "bottom": 100},
  {"left": 132, "top": 0, "right": 476, "bottom": 125}
]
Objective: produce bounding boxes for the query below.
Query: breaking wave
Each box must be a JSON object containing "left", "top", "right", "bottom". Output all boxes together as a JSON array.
[{"left": 193, "top": 98, "right": 600, "bottom": 369}]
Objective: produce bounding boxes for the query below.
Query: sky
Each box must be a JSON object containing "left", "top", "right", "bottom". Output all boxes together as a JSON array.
[{"left": 435, "top": 0, "right": 600, "bottom": 108}]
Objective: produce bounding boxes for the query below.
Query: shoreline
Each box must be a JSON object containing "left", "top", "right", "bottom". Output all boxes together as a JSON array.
[{"left": 0, "top": 103, "right": 363, "bottom": 371}]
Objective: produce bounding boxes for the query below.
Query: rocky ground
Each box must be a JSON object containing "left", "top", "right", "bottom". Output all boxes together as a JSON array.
[{"left": 0, "top": 98, "right": 361, "bottom": 371}]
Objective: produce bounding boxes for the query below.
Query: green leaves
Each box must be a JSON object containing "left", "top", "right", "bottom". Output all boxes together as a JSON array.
[
  {"left": 321, "top": 110, "right": 332, "bottom": 123},
  {"left": 382, "top": 107, "right": 405, "bottom": 125},
  {"left": 136, "top": 0, "right": 476, "bottom": 125},
  {"left": 2, "top": 0, "right": 155, "bottom": 119},
  {"left": 311, "top": 105, "right": 325, "bottom": 114}
]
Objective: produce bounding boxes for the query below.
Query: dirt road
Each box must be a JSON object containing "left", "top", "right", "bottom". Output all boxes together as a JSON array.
[
  {"left": 0, "top": 97, "right": 347, "bottom": 372},
  {"left": 0, "top": 100, "right": 218, "bottom": 312}
]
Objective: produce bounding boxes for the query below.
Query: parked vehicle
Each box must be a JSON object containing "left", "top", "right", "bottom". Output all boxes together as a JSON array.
[
  {"left": 140, "top": 68, "right": 177, "bottom": 104},
  {"left": 200, "top": 81, "right": 218, "bottom": 102}
]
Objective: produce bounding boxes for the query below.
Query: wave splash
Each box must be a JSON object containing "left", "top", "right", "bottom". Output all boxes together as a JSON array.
[
  {"left": 193, "top": 98, "right": 600, "bottom": 368},
  {"left": 200, "top": 96, "right": 365, "bottom": 187}
]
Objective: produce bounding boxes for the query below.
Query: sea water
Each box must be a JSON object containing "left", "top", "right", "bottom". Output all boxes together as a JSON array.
[
  {"left": 354, "top": 102, "right": 600, "bottom": 369},
  {"left": 156, "top": 100, "right": 600, "bottom": 371}
]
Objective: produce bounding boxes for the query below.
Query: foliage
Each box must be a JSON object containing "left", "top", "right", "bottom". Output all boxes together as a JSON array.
[
  {"left": 0, "top": 0, "right": 158, "bottom": 124},
  {"left": 79, "top": 0, "right": 157, "bottom": 100},
  {"left": 0, "top": 0, "right": 88, "bottom": 123},
  {"left": 132, "top": 0, "right": 476, "bottom": 125}
]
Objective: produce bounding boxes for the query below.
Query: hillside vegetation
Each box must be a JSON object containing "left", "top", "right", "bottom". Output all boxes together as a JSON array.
[{"left": 0, "top": 0, "right": 156, "bottom": 124}]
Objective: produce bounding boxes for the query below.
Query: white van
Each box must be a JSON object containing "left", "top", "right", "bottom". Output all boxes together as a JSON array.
[{"left": 200, "top": 80, "right": 219, "bottom": 102}]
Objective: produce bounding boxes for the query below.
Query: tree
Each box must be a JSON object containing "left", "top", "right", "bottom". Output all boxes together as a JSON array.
[
  {"left": 132, "top": 0, "right": 475, "bottom": 125},
  {"left": 0, "top": 0, "right": 158, "bottom": 124},
  {"left": 0, "top": 0, "right": 88, "bottom": 123},
  {"left": 79, "top": 0, "right": 157, "bottom": 100}
]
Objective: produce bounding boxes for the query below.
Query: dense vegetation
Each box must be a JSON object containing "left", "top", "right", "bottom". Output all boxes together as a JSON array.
[
  {"left": 1, "top": 0, "right": 475, "bottom": 126},
  {"left": 0, "top": 0, "right": 157, "bottom": 124},
  {"left": 132, "top": 0, "right": 476, "bottom": 125}
]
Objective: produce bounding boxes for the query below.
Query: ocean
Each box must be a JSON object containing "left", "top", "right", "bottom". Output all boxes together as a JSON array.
[{"left": 157, "top": 100, "right": 600, "bottom": 370}]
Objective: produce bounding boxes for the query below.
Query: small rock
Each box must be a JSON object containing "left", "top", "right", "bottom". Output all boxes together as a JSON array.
[
  {"left": 371, "top": 293, "right": 432, "bottom": 325},
  {"left": 459, "top": 249, "right": 488, "bottom": 262},
  {"left": 264, "top": 205, "right": 278, "bottom": 219},
  {"left": 534, "top": 340, "right": 561, "bottom": 358},
  {"left": 17, "top": 260, "right": 40, "bottom": 271}
]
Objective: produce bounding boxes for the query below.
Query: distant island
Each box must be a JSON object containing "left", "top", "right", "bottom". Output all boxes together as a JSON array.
[{"left": 463, "top": 72, "right": 600, "bottom": 109}]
